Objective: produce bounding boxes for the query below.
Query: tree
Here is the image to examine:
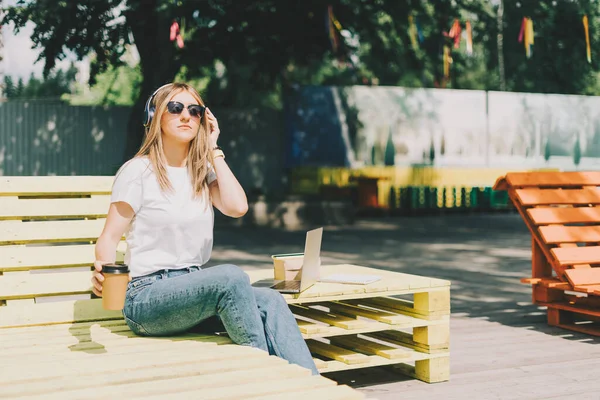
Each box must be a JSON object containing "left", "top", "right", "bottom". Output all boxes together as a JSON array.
[
  {"left": 3, "top": 0, "right": 346, "bottom": 159},
  {"left": 15, "top": 78, "right": 24, "bottom": 97},
  {"left": 5, "top": 0, "right": 600, "bottom": 160},
  {"left": 67, "top": 63, "right": 143, "bottom": 106},
  {"left": 23, "top": 73, "right": 41, "bottom": 98},
  {"left": 489, "top": 0, "right": 600, "bottom": 94},
  {"left": 3, "top": 0, "right": 497, "bottom": 159},
  {"left": 574, "top": 135, "right": 582, "bottom": 167},
  {"left": 3, "top": 76, "right": 15, "bottom": 98},
  {"left": 3, "top": 63, "right": 77, "bottom": 100},
  {"left": 4, "top": 0, "right": 169, "bottom": 157}
]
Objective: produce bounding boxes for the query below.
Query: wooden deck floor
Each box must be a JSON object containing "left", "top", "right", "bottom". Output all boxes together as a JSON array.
[{"left": 212, "top": 212, "right": 600, "bottom": 400}]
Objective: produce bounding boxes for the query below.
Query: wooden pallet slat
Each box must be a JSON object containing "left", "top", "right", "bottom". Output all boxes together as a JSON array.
[
  {"left": 9, "top": 364, "right": 322, "bottom": 400},
  {"left": 1, "top": 338, "right": 233, "bottom": 366},
  {"left": 552, "top": 246, "right": 600, "bottom": 266},
  {"left": 329, "top": 334, "right": 412, "bottom": 359},
  {"left": 539, "top": 225, "right": 600, "bottom": 244},
  {"left": 516, "top": 188, "right": 600, "bottom": 206},
  {"left": 0, "top": 354, "right": 290, "bottom": 399},
  {"left": 290, "top": 305, "right": 367, "bottom": 330},
  {"left": 520, "top": 277, "right": 571, "bottom": 289},
  {"left": 296, "top": 318, "right": 328, "bottom": 335},
  {"left": 306, "top": 339, "right": 370, "bottom": 365},
  {"left": 365, "top": 329, "right": 449, "bottom": 353},
  {"left": 1, "top": 329, "right": 232, "bottom": 357},
  {"left": 301, "top": 309, "right": 447, "bottom": 339},
  {"left": 0, "top": 319, "right": 128, "bottom": 338},
  {"left": 528, "top": 206, "right": 600, "bottom": 225},
  {"left": 245, "top": 265, "right": 450, "bottom": 305},
  {"left": 0, "top": 270, "right": 94, "bottom": 300},
  {"left": 0, "top": 242, "right": 127, "bottom": 272},
  {"left": 564, "top": 268, "right": 600, "bottom": 287},
  {"left": 342, "top": 296, "right": 449, "bottom": 320},
  {"left": 137, "top": 374, "right": 336, "bottom": 400},
  {"left": 0, "top": 195, "right": 111, "bottom": 220},
  {"left": 0, "top": 342, "right": 262, "bottom": 384},
  {"left": 0, "top": 218, "right": 108, "bottom": 245},
  {"left": 2, "top": 331, "right": 232, "bottom": 357},
  {"left": 505, "top": 171, "right": 600, "bottom": 188},
  {"left": 544, "top": 303, "right": 600, "bottom": 336},
  {"left": 1, "top": 324, "right": 132, "bottom": 349},
  {"left": 0, "top": 298, "right": 121, "bottom": 328},
  {"left": 325, "top": 301, "right": 411, "bottom": 325},
  {"left": 317, "top": 346, "right": 450, "bottom": 379},
  {"left": 0, "top": 176, "right": 114, "bottom": 196}
]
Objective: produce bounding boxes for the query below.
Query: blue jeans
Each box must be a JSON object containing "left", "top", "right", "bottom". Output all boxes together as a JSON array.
[{"left": 122, "top": 264, "right": 319, "bottom": 375}]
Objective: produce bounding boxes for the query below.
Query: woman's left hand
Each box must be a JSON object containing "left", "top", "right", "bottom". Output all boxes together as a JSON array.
[{"left": 206, "top": 107, "right": 220, "bottom": 148}]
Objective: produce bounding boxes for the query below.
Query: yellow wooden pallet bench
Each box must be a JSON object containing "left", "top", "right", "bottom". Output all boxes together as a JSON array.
[
  {"left": 494, "top": 171, "right": 600, "bottom": 336},
  {"left": 0, "top": 176, "right": 451, "bottom": 399}
]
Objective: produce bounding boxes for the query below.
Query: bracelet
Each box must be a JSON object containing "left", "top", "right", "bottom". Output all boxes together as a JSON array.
[{"left": 213, "top": 149, "right": 225, "bottom": 159}]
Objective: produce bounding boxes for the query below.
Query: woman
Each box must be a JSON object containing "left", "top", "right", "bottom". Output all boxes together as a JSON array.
[{"left": 91, "top": 82, "right": 318, "bottom": 375}]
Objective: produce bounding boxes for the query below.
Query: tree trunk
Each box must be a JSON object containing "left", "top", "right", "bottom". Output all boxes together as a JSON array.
[
  {"left": 122, "top": 0, "right": 182, "bottom": 161},
  {"left": 433, "top": 2, "right": 452, "bottom": 88},
  {"left": 497, "top": 0, "right": 506, "bottom": 91}
]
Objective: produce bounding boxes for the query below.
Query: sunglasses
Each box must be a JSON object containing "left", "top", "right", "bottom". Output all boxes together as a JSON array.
[{"left": 167, "top": 101, "right": 206, "bottom": 118}]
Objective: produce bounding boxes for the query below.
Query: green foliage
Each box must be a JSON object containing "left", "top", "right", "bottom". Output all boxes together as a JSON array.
[
  {"left": 492, "top": 0, "right": 600, "bottom": 95},
  {"left": 3, "top": 63, "right": 77, "bottom": 99},
  {"left": 544, "top": 137, "right": 551, "bottom": 161},
  {"left": 3, "top": 76, "right": 16, "bottom": 98},
  {"left": 3, "top": 0, "right": 130, "bottom": 84},
  {"left": 67, "top": 64, "right": 143, "bottom": 106},
  {"left": 574, "top": 135, "right": 582, "bottom": 166},
  {"left": 5, "top": 0, "right": 600, "bottom": 152}
]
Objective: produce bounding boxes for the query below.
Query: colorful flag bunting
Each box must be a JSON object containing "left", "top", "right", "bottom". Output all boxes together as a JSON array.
[
  {"left": 465, "top": 21, "right": 473, "bottom": 55},
  {"left": 443, "top": 45, "right": 452, "bottom": 78},
  {"left": 448, "top": 19, "right": 461, "bottom": 49},
  {"left": 583, "top": 15, "right": 592, "bottom": 63},
  {"left": 170, "top": 20, "right": 184, "bottom": 48},
  {"left": 408, "top": 15, "right": 419, "bottom": 50},
  {"left": 327, "top": 5, "right": 342, "bottom": 54},
  {"left": 518, "top": 17, "right": 534, "bottom": 58}
]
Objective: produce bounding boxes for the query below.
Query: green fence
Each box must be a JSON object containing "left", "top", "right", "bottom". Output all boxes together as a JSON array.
[{"left": 387, "top": 186, "right": 512, "bottom": 213}]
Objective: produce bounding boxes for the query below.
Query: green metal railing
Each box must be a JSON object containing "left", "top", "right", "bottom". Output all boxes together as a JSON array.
[{"left": 388, "top": 186, "right": 512, "bottom": 213}]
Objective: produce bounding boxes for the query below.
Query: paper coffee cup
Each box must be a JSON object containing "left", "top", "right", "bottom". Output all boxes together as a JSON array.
[
  {"left": 272, "top": 253, "right": 304, "bottom": 281},
  {"left": 101, "top": 264, "right": 130, "bottom": 310}
]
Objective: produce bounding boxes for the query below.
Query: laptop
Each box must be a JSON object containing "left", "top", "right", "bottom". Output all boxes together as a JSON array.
[{"left": 270, "top": 227, "right": 323, "bottom": 294}]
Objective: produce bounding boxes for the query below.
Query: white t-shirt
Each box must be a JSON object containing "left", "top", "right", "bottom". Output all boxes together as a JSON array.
[{"left": 110, "top": 157, "right": 218, "bottom": 278}]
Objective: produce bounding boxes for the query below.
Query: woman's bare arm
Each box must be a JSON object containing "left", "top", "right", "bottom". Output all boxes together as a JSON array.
[{"left": 92, "top": 202, "right": 135, "bottom": 296}]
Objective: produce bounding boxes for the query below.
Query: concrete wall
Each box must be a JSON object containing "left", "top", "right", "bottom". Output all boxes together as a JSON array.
[{"left": 285, "top": 86, "right": 600, "bottom": 171}]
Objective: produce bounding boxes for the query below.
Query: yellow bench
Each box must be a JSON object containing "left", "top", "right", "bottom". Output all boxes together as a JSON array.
[{"left": 0, "top": 176, "right": 451, "bottom": 399}]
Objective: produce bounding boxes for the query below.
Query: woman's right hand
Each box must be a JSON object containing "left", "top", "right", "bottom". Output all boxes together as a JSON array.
[{"left": 91, "top": 260, "right": 106, "bottom": 297}]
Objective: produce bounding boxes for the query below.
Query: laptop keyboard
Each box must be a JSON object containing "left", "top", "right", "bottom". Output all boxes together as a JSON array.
[{"left": 271, "top": 280, "right": 301, "bottom": 291}]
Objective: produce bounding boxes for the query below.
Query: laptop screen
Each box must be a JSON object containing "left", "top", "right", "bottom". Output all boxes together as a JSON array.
[{"left": 300, "top": 227, "right": 323, "bottom": 288}]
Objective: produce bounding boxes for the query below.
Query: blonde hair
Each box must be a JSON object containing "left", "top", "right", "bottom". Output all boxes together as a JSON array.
[{"left": 135, "top": 82, "right": 213, "bottom": 199}]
